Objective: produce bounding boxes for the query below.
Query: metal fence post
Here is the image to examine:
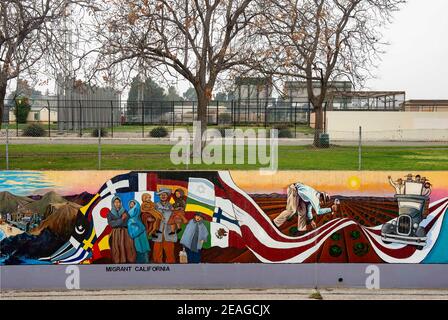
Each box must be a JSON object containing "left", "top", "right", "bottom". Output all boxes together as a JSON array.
[
  {"left": 15, "top": 99, "right": 19, "bottom": 137},
  {"left": 98, "top": 125, "right": 102, "bottom": 170},
  {"left": 172, "top": 100, "right": 175, "bottom": 133},
  {"left": 110, "top": 100, "right": 114, "bottom": 138},
  {"left": 264, "top": 103, "right": 268, "bottom": 129},
  {"left": 142, "top": 101, "right": 145, "bottom": 138},
  {"left": 232, "top": 100, "right": 236, "bottom": 130},
  {"left": 294, "top": 103, "right": 297, "bottom": 138},
  {"left": 358, "top": 126, "right": 362, "bottom": 171},
  {"left": 78, "top": 100, "right": 82, "bottom": 137},
  {"left": 47, "top": 100, "right": 51, "bottom": 138},
  {"left": 216, "top": 100, "right": 219, "bottom": 125},
  {"left": 6, "top": 122, "right": 9, "bottom": 170},
  {"left": 181, "top": 101, "right": 184, "bottom": 124}
]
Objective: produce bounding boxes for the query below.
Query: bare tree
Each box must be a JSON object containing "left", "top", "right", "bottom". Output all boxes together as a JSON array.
[
  {"left": 90, "top": 0, "right": 263, "bottom": 135},
  {"left": 0, "top": 0, "right": 92, "bottom": 126},
  {"left": 257, "top": 0, "right": 405, "bottom": 146}
]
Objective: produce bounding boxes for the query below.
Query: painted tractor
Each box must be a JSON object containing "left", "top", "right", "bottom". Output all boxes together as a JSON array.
[{"left": 381, "top": 181, "right": 429, "bottom": 250}]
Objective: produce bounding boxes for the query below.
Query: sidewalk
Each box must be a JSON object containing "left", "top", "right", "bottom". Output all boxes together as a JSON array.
[{"left": 1, "top": 288, "right": 448, "bottom": 300}]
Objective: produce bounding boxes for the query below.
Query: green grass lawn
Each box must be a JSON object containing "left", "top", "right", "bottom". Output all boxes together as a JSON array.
[{"left": 0, "top": 144, "right": 447, "bottom": 171}]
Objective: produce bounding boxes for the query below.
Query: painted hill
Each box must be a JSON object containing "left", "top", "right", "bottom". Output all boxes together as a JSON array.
[
  {"left": 31, "top": 202, "right": 81, "bottom": 240},
  {"left": 0, "top": 191, "right": 34, "bottom": 214},
  {"left": 20, "top": 191, "right": 68, "bottom": 217},
  {"left": 64, "top": 192, "right": 95, "bottom": 206},
  {"left": 250, "top": 193, "right": 286, "bottom": 199}
]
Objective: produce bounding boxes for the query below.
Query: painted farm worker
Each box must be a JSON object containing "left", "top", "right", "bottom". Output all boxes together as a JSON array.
[
  {"left": 406, "top": 173, "right": 413, "bottom": 182},
  {"left": 152, "top": 188, "right": 177, "bottom": 263},
  {"left": 180, "top": 212, "right": 209, "bottom": 263},
  {"left": 127, "top": 200, "right": 150, "bottom": 263},
  {"left": 140, "top": 193, "right": 163, "bottom": 237},
  {"left": 274, "top": 183, "right": 338, "bottom": 236},
  {"left": 415, "top": 174, "right": 422, "bottom": 183},
  {"left": 388, "top": 176, "right": 405, "bottom": 194},
  {"left": 107, "top": 195, "right": 136, "bottom": 264},
  {"left": 168, "top": 188, "right": 188, "bottom": 235}
]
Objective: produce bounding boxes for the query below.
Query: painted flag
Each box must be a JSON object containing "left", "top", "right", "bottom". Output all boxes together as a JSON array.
[
  {"left": 202, "top": 222, "right": 229, "bottom": 248},
  {"left": 202, "top": 221, "right": 245, "bottom": 249},
  {"left": 210, "top": 222, "right": 230, "bottom": 248},
  {"left": 185, "top": 177, "right": 215, "bottom": 217},
  {"left": 213, "top": 205, "right": 241, "bottom": 236}
]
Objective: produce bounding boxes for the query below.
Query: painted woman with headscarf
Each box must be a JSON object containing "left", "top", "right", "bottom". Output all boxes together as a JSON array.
[
  {"left": 107, "top": 195, "right": 136, "bottom": 264},
  {"left": 127, "top": 200, "right": 150, "bottom": 263}
]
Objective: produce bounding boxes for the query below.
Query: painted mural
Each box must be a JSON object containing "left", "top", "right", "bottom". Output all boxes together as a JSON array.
[{"left": 1, "top": 170, "right": 448, "bottom": 265}]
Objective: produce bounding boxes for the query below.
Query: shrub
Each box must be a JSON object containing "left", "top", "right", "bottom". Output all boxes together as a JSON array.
[
  {"left": 150, "top": 126, "right": 169, "bottom": 138},
  {"left": 272, "top": 124, "right": 290, "bottom": 130},
  {"left": 22, "top": 124, "right": 46, "bottom": 137},
  {"left": 91, "top": 128, "right": 108, "bottom": 137},
  {"left": 14, "top": 97, "right": 31, "bottom": 124},
  {"left": 278, "top": 128, "right": 293, "bottom": 138},
  {"left": 218, "top": 113, "right": 232, "bottom": 124},
  {"left": 271, "top": 124, "right": 293, "bottom": 138}
]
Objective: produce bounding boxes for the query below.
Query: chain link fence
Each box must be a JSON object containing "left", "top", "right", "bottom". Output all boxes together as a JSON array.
[
  {"left": 1, "top": 124, "right": 448, "bottom": 171},
  {"left": 1, "top": 97, "right": 447, "bottom": 170},
  {"left": 1, "top": 98, "right": 318, "bottom": 139}
]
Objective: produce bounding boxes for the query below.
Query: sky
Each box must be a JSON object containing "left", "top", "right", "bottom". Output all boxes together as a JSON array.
[
  {"left": 365, "top": 0, "right": 448, "bottom": 99},
  {"left": 7, "top": 0, "right": 448, "bottom": 100},
  {"left": 2, "top": 170, "right": 448, "bottom": 203}
]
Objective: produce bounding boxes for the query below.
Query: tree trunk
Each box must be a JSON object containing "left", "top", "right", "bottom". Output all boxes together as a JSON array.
[
  {"left": 0, "top": 80, "right": 7, "bottom": 129},
  {"left": 192, "top": 92, "right": 210, "bottom": 159},
  {"left": 197, "top": 94, "right": 208, "bottom": 136},
  {"left": 313, "top": 105, "right": 324, "bottom": 147}
]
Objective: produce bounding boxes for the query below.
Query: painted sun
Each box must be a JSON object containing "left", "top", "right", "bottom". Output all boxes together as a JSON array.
[{"left": 348, "top": 176, "right": 361, "bottom": 190}]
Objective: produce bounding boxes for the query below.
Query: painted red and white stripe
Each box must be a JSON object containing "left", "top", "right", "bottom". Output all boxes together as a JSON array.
[{"left": 217, "top": 171, "right": 448, "bottom": 264}]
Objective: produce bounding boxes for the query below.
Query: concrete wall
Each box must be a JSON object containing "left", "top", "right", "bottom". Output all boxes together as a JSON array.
[
  {"left": 316, "top": 111, "right": 448, "bottom": 141},
  {"left": 9, "top": 108, "right": 58, "bottom": 123},
  {"left": 1, "top": 170, "right": 448, "bottom": 289}
]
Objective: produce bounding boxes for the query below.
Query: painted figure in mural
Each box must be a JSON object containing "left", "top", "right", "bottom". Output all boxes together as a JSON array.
[
  {"left": 180, "top": 212, "right": 209, "bottom": 263},
  {"left": 127, "top": 200, "right": 151, "bottom": 263},
  {"left": 140, "top": 193, "right": 163, "bottom": 237},
  {"left": 388, "top": 176, "right": 405, "bottom": 194},
  {"left": 152, "top": 188, "right": 177, "bottom": 263},
  {"left": 107, "top": 196, "right": 137, "bottom": 264},
  {"left": 274, "top": 183, "right": 338, "bottom": 235},
  {"left": 423, "top": 182, "right": 432, "bottom": 196},
  {"left": 168, "top": 188, "right": 188, "bottom": 235}
]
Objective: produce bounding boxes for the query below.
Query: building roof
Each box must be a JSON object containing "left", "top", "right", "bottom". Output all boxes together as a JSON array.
[
  {"left": 235, "top": 77, "right": 272, "bottom": 85},
  {"left": 330, "top": 91, "right": 406, "bottom": 98},
  {"left": 284, "top": 80, "right": 352, "bottom": 89},
  {"left": 404, "top": 100, "right": 448, "bottom": 106}
]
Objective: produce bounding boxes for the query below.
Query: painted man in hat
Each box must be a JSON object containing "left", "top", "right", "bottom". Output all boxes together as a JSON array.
[
  {"left": 152, "top": 188, "right": 177, "bottom": 263},
  {"left": 180, "top": 212, "right": 209, "bottom": 263}
]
